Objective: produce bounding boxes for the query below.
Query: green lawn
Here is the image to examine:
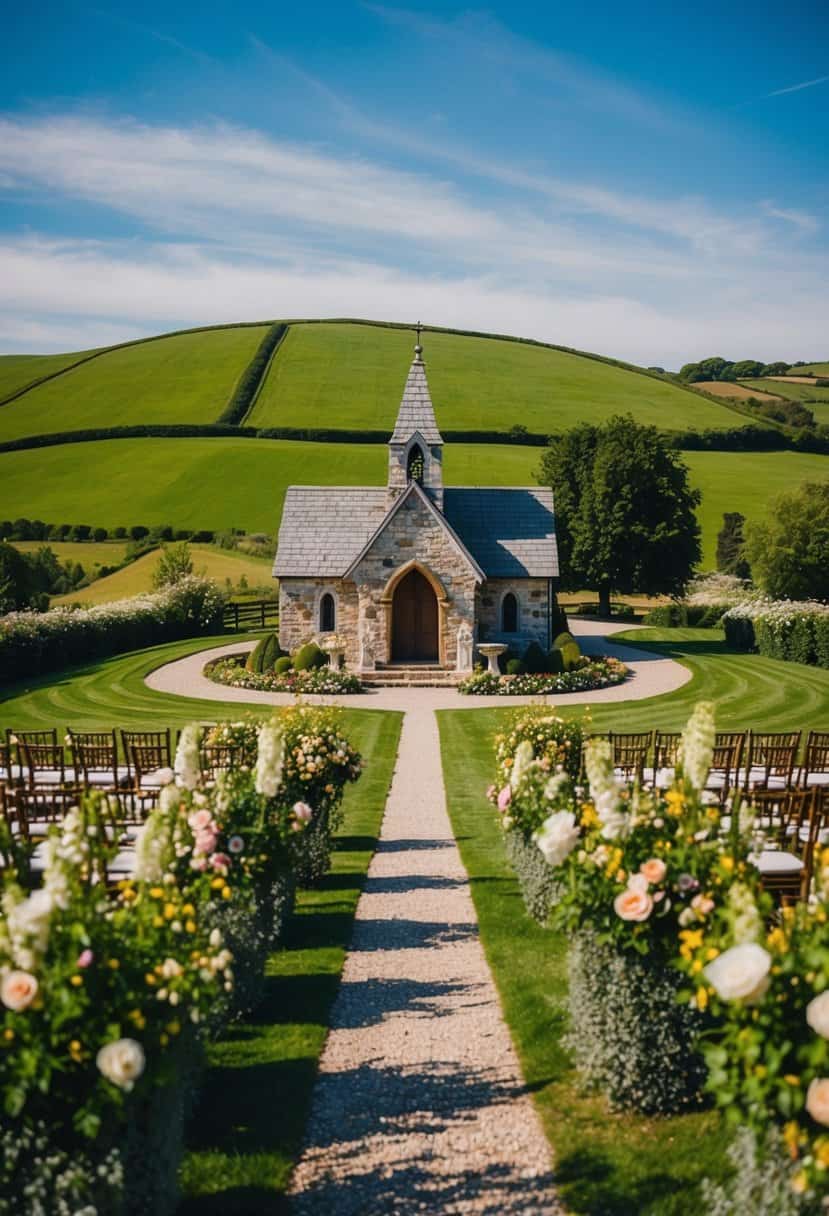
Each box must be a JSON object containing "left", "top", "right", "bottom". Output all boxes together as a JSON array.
[
  {"left": 2, "top": 437, "right": 826, "bottom": 568},
  {"left": 739, "top": 378, "right": 829, "bottom": 404},
  {"left": 53, "top": 545, "right": 274, "bottom": 605},
  {"left": 13, "top": 539, "right": 129, "bottom": 568},
  {"left": 179, "top": 707, "right": 402, "bottom": 1212},
  {"left": 249, "top": 321, "right": 749, "bottom": 434},
  {"left": 0, "top": 348, "right": 100, "bottom": 402},
  {"left": 0, "top": 327, "right": 269, "bottom": 441},
  {"left": 798, "top": 363, "right": 829, "bottom": 377},
  {"left": 438, "top": 707, "right": 727, "bottom": 1215}
]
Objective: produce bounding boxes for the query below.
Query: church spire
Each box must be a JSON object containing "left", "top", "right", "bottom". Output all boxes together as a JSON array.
[
  {"left": 387, "top": 328, "right": 444, "bottom": 509},
  {"left": 390, "top": 328, "right": 444, "bottom": 445}
]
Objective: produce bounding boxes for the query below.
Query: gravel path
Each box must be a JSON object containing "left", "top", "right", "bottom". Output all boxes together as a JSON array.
[
  {"left": 288, "top": 705, "right": 562, "bottom": 1215},
  {"left": 145, "top": 618, "right": 691, "bottom": 712}
]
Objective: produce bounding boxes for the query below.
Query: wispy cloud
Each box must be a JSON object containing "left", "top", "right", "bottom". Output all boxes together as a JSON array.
[
  {"left": 766, "top": 74, "right": 829, "bottom": 98},
  {"left": 761, "top": 201, "right": 820, "bottom": 235}
]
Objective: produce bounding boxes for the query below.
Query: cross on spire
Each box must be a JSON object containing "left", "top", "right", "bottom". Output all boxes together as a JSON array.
[{"left": 414, "top": 320, "right": 423, "bottom": 360}]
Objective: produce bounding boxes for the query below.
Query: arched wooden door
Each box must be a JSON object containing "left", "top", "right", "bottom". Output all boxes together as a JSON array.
[{"left": 392, "top": 568, "right": 439, "bottom": 662}]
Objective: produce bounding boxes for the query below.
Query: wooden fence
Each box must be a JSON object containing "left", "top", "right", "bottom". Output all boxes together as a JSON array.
[{"left": 223, "top": 599, "right": 279, "bottom": 631}]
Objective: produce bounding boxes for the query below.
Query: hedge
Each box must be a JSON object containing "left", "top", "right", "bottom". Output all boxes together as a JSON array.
[
  {"left": 216, "top": 323, "right": 287, "bottom": 424},
  {"left": 0, "top": 576, "right": 226, "bottom": 683},
  {"left": 723, "top": 599, "right": 829, "bottom": 669}
]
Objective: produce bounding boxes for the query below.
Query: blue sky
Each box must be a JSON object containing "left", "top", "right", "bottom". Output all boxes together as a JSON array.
[{"left": 0, "top": 0, "right": 826, "bottom": 365}]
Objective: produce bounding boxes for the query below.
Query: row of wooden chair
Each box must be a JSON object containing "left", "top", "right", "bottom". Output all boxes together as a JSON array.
[
  {"left": 746, "top": 786, "right": 829, "bottom": 905},
  {"left": 588, "top": 729, "right": 829, "bottom": 796}
]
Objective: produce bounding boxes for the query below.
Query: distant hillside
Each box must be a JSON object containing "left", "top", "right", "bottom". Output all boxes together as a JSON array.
[{"left": 0, "top": 318, "right": 754, "bottom": 443}]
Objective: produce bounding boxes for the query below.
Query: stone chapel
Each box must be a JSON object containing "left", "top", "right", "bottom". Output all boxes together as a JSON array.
[{"left": 273, "top": 338, "right": 559, "bottom": 673}]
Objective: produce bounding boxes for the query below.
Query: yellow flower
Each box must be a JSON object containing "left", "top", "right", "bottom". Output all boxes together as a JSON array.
[
  {"left": 783, "top": 1121, "right": 801, "bottom": 1157},
  {"left": 221, "top": 886, "right": 232, "bottom": 900},
  {"left": 166, "top": 1020, "right": 181, "bottom": 1036},
  {"left": 767, "top": 926, "right": 787, "bottom": 952},
  {"left": 153, "top": 916, "right": 164, "bottom": 928},
  {"left": 107, "top": 958, "right": 120, "bottom": 970},
  {"left": 182, "top": 903, "right": 195, "bottom": 918},
  {"left": 720, "top": 856, "right": 735, "bottom": 873},
  {"left": 163, "top": 903, "right": 176, "bottom": 920},
  {"left": 69, "top": 1039, "right": 83, "bottom": 1062},
  {"left": 815, "top": 1140, "right": 829, "bottom": 1169},
  {"left": 755, "top": 1064, "right": 767, "bottom": 1080},
  {"left": 705, "top": 947, "right": 720, "bottom": 961},
  {"left": 691, "top": 960, "right": 703, "bottom": 974},
  {"left": 185, "top": 920, "right": 197, "bottom": 934},
  {"left": 70, "top": 975, "right": 83, "bottom": 987},
  {"left": 121, "top": 887, "right": 136, "bottom": 902},
  {"left": 2, "top": 1028, "right": 14, "bottom": 1043},
  {"left": 784, "top": 1074, "right": 801, "bottom": 1087},
  {"left": 145, "top": 973, "right": 157, "bottom": 986},
  {"left": 211, "top": 877, "right": 225, "bottom": 890},
  {"left": 149, "top": 887, "right": 164, "bottom": 899},
  {"left": 665, "top": 790, "right": 684, "bottom": 817},
  {"left": 696, "top": 987, "right": 708, "bottom": 1011}
]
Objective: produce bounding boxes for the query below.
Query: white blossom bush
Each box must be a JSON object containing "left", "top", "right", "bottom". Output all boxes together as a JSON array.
[
  {"left": 724, "top": 597, "right": 829, "bottom": 667},
  {"left": 0, "top": 576, "right": 226, "bottom": 683},
  {"left": 0, "top": 1122, "right": 124, "bottom": 1216}
]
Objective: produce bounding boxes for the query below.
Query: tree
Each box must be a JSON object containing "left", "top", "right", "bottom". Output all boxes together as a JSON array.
[
  {"left": 538, "top": 416, "right": 701, "bottom": 615},
  {"left": 762, "top": 362, "right": 791, "bottom": 377},
  {"left": 716, "top": 513, "right": 751, "bottom": 579},
  {"left": 152, "top": 542, "right": 194, "bottom": 589},
  {"left": 0, "top": 542, "right": 34, "bottom": 612},
  {"left": 744, "top": 481, "right": 829, "bottom": 601},
  {"left": 731, "top": 360, "right": 764, "bottom": 380}
]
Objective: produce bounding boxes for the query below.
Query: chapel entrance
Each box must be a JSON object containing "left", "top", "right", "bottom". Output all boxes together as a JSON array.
[{"left": 392, "top": 568, "right": 439, "bottom": 662}]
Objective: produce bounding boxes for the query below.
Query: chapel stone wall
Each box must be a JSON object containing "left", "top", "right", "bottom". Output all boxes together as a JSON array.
[
  {"left": 477, "top": 578, "right": 551, "bottom": 651},
  {"left": 278, "top": 578, "right": 361, "bottom": 667}
]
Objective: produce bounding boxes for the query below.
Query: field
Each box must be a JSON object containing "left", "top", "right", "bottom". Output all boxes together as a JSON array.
[
  {"left": 740, "top": 378, "right": 829, "bottom": 403},
  {"left": 248, "top": 322, "right": 749, "bottom": 434},
  {"left": 52, "top": 544, "right": 274, "bottom": 605},
  {"left": 13, "top": 539, "right": 129, "bottom": 569},
  {"left": 0, "top": 348, "right": 100, "bottom": 401},
  {"left": 692, "top": 379, "right": 782, "bottom": 403},
  {"left": 798, "top": 363, "right": 829, "bottom": 377},
  {"left": 1, "top": 436, "right": 827, "bottom": 569},
  {"left": 0, "top": 326, "right": 269, "bottom": 441}
]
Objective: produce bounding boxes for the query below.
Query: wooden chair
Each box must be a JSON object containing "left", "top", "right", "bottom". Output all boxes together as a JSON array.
[
  {"left": 123, "top": 737, "right": 172, "bottom": 817},
  {"left": 68, "top": 729, "right": 120, "bottom": 791},
  {"left": 744, "top": 731, "right": 801, "bottom": 793},
  {"left": 609, "top": 731, "right": 652, "bottom": 782},
  {"left": 751, "top": 788, "right": 817, "bottom": 904},
  {"left": 799, "top": 731, "right": 829, "bottom": 788},
  {"left": 4, "top": 729, "right": 59, "bottom": 784},
  {"left": 18, "top": 739, "right": 80, "bottom": 833},
  {"left": 0, "top": 783, "right": 30, "bottom": 875},
  {"left": 200, "top": 742, "right": 241, "bottom": 781},
  {"left": 121, "top": 729, "right": 171, "bottom": 780},
  {"left": 705, "top": 736, "right": 745, "bottom": 803}
]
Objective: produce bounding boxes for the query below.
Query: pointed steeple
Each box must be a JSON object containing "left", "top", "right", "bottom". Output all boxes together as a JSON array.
[
  {"left": 390, "top": 336, "right": 443, "bottom": 445},
  {"left": 387, "top": 329, "right": 444, "bottom": 510}
]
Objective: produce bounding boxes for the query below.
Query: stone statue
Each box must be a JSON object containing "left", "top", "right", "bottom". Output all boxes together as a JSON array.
[
  {"left": 359, "top": 622, "right": 376, "bottom": 671},
  {"left": 456, "top": 620, "right": 474, "bottom": 672}
]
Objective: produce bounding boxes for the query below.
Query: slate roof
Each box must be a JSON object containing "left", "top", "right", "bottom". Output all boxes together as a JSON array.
[
  {"left": 273, "top": 484, "right": 558, "bottom": 579},
  {"left": 443, "top": 487, "right": 559, "bottom": 579},
  {"left": 389, "top": 352, "right": 443, "bottom": 444}
]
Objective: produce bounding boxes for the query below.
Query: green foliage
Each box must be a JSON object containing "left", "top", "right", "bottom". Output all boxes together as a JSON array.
[
  {"left": 716, "top": 512, "right": 751, "bottom": 578},
  {"left": 0, "top": 540, "right": 34, "bottom": 612},
  {"left": 246, "top": 633, "right": 279, "bottom": 673},
  {"left": 216, "top": 323, "right": 287, "bottom": 425},
  {"left": 679, "top": 356, "right": 792, "bottom": 384},
  {"left": 539, "top": 416, "right": 701, "bottom": 609},
  {"left": 273, "top": 655, "right": 293, "bottom": 674},
  {"left": 546, "top": 647, "right": 565, "bottom": 674},
  {"left": 505, "top": 657, "right": 526, "bottom": 675},
  {"left": 561, "top": 640, "right": 582, "bottom": 671},
  {"left": 553, "top": 631, "right": 574, "bottom": 649},
  {"left": 522, "top": 640, "right": 548, "bottom": 674},
  {"left": 151, "top": 542, "right": 194, "bottom": 590},
  {"left": 745, "top": 481, "right": 829, "bottom": 600},
  {"left": 293, "top": 641, "right": 326, "bottom": 671}
]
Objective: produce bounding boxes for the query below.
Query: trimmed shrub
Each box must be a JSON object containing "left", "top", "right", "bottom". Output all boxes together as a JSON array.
[
  {"left": 246, "top": 633, "right": 280, "bottom": 673},
  {"left": 546, "top": 647, "right": 565, "bottom": 674},
  {"left": 560, "top": 640, "right": 582, "bottom": 671},
  {"left": 293, "top": 641, "right": 327, "bottom": 671},
  {"left": 505, "top": 658, "right": 526, "bottom": 676},
  {"left": 553, "top": 631, "right": 574, "bottom": 649},
  {"left": 273, "top": 655, "right": 293, "bottom": 674},
  {"left": 522, "top": 640, "right": 548, "bottom": 674},
  {"left": 815, "top": 616, "right": 829, "bottom": 670},
  {"left": 566, "top": 930, "right": 706, "bottom": 1115},
  {"left": 504, "top": 828, "right": 561, "bottom": 924}
]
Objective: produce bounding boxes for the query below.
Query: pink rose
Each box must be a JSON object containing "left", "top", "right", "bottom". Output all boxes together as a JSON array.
[
  {"left": 193, "top": 830, "right": 218, "bottom": 856},
  {"left": 190, "top": 856, "right": 208, "bottom": 872},
  {"left": 77, "top": 949, "right": 94, "bottom": 969},
  {"left": 210, "top": 853, "right": 231, "bottom": 871},
  {"left": 486, "top": 785, "right": 496, "bottom": 800},
  {"left": 291, "top": 821, "right": 303, "bottom": 832},
  {"left": 691, "top": 894, "right": 715, "bottom": 917},
  {"left": 614, "top": 886, "right": 654, "bottom": 922},
  {"left": 293, "top": 802, "right": 313, "bottom": 822},
  {"left": 806, "top": 1079, "right": 829, "bottom": 1127},
  {"left": 640, "top": 858, "right": 667, "bottom": 884},
  {"left": 1, "top": 970, "right": 38, "bottom": 1011},
  {"left": 497, "top": 786, "right": 512, "bottom": 812},
  {"left": 188, "top": 809, "right": 214, "bottom": 833}
]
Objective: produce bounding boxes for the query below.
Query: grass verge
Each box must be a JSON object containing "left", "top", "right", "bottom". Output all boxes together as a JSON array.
[
  {"left": 437, "top": 708, "right": 727, "bottom": 1215},
  {"left": 177, "top": 708, "right": 402, "bottom": 1212}
]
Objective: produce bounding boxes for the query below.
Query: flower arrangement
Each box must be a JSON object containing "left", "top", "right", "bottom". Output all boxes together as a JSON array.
[
  {"left": 676, "top": 852, "right": 829, "bottom": 1210},
  {"left": 0, "top": 576, "right": 226, "bottom": 684},
  {"left": 458, "top": 656, "right": 628, "bottom": 696},
  {"left": 207, "top": 656, "right": 362, "bottom": 694}
]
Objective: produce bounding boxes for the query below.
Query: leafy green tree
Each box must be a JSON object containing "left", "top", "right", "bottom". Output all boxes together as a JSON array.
[
  {"left": 538, "top": 416, "right": 701, "bottom": 615},
  {"left": 716, "top": 513, "right": 751, "bottom": 579},
  {"left": 761, "top": 362, "right": 791, "bottom": 377},
  {"left": 0, "top": 542, "right": 34, "bottom": 612},
  {"left": 744, "top": 481, "right": 829, "bottom": 601},
  {"left": 731, "top": 360, "right": 764, "bottom": 379},
  {"left": 152, "top": 542, "right": 194, "bottom": 589}
]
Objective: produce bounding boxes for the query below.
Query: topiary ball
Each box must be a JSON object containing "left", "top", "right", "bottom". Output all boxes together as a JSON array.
[
  {"left": 274, "top": 656, "right": 293, "bottom": 675},
  {"left": 547, "top": 648, "right": 565, "bottom": 674},
  {"left": 505, "top": 658, "right": 526, "bottom": 676},
  {"left": 293, "top": 642, "right": 327, "bottom": 671},
  {"left": 561, "top": 640, "right": 582, "bottom": 671},
  {"left": 523, "top": 640, "right": 548, "bottom": 674}
]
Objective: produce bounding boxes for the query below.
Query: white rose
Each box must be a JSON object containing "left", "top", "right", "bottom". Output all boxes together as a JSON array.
[
  {"left": 806, "top": 992, "right": 829, "bottom": 1039},
  {"left": 1, "top": 970, "right": 38, "bottom": 1011},
  {"left": 96, "top": 1038, "right": 146, "bottom": 1090},
  {"left": 704, "top": 943, "right": 771, "bottom": 1004},
  {"left": 510, "top": 740, "right": 535, "bottom": 790},
  {"left": 533, "top": 811, "right": 580, "bottom": 868}
]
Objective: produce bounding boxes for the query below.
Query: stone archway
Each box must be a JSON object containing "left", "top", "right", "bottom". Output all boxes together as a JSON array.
[{"left": 380, "top": 561, "right": 450, "bottom": 665}]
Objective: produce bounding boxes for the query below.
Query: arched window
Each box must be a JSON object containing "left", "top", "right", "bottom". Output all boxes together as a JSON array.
[
  {"left": 407, "top": 443, "right": 425, "bottom": 485},
  {"left": 319, "top": 592, "right": 336, "bottom": 633},
  {"left": 501, "top": 592, "right": 518, "bottom": 633}
]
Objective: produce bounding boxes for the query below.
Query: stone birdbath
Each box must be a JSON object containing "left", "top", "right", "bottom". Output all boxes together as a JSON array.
[
  {"left": 320, "top": 636, "right": 346, "bottom": 670},
  {"left": 478, "top": 642, "right": 507, "bottom": 674}
]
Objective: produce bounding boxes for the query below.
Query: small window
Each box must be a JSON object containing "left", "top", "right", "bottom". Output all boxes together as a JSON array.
[
  {"left": 320, "top": 592, "right": 335, "bottom": 632},
  {"left": 502, "top": 592, "right": 518, "bottom": 633},
  {"left": 407, "top": 443, "right": 425, "bottom": 485}
]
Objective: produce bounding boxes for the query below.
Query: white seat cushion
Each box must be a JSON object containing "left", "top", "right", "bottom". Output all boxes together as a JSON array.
[{"left": 754, "top": 850, "right": 803, "bottom": 875}]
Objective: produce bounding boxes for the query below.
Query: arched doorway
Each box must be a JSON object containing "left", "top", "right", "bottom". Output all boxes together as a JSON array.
[{"left": 392, "top": 567, "right": 438, "bottom": 662}]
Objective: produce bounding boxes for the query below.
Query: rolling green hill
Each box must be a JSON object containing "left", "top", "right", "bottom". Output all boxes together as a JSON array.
[
  {"left": 53, "top": 545, "right": 273, "bottom": 605},
  {"left": 0, "top": 326, "right": 269, "bottom": 441},
  {"left": 0, "top": 349, "right": 100, "bottom": 402},
  {"left": 798, "top": 363, "right": 829, "bottom": 377},
  {"left": 249, "top": 321, "right": 750, "bottom": 434},
  {"left": 1, "top": 436, "right": 826, "bottom": 568},
  {"left": 740, "top": 378, "right": 829, "bottom": 404}
]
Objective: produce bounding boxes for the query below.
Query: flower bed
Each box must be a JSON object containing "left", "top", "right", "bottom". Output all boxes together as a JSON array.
[
  {"left": 207, "top": 655, "right": 362, "bottom": 694},
  {"left": 0, "top": 576, "right": 226, "bottom": 684},
  {"left": 1, "top": 707, "right": 362, "bottom": 1214},
  {"left": 495, "top": 702, "right": 763, "bottom": 1114},
  {"left": 459, "top": 656, "right": 628, "bottom": 696}
]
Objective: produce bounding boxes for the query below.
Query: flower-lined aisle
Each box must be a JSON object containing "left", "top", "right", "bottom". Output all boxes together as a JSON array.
[
  {"left": 0, "top": 706, "right": 361, "bottom": 1216},
  {"left": 493, "top": 702, "right": 829, "bottom": 1212}
]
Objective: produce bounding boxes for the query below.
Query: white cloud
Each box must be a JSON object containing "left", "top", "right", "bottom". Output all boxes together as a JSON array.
[{"left": 766, "top": 74, "right": 829, "bottom": 98}]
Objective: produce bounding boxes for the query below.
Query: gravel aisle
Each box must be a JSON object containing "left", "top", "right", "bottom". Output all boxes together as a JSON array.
[{"left": 288, "top": 706, "right": 561, "bottom": 1215}]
